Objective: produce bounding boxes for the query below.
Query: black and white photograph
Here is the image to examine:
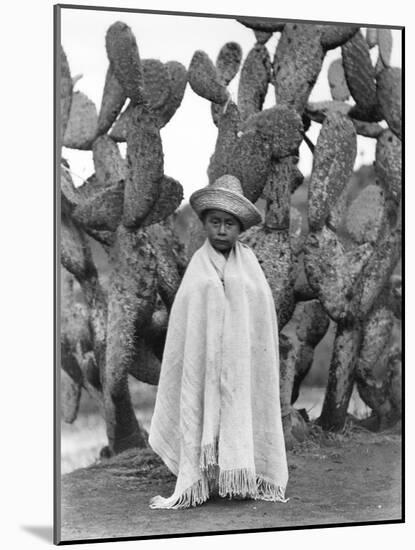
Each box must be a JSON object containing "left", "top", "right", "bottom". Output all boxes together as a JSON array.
[{"left": 54, "top": 2, "right": 403, "bottom": 545}]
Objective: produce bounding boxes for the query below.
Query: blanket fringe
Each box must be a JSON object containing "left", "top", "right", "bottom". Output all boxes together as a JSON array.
[
  {"left": 199, "top": 436, "right": 219, "bottom": 470},
  {"left": 219, "top": 467, "right": 258, "bottom": 498},
  {"left": 255, "top": 476, "right": 290, "bottom": 503},
  {"left": 149, "top": 474, "right": 210, "bottom": 509},
  {"left": 149, "top": 437, "right": 289, "bottom": 508},
  {"left": 149, "top": 470, "right": 289, "bottom": 509}
]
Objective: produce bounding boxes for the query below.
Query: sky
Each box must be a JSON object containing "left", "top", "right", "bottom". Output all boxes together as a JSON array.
[{"left": 61, "top": 8, "right": 402, "bottom": 202}]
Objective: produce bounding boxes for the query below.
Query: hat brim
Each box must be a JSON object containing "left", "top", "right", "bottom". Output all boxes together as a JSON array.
[{"left": 189, "top": 188, "right": 263, "bottom": 231}]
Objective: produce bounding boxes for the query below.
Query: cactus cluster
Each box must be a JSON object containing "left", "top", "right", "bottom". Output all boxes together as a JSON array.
[
  {"left": 60, "top": 19, "right": 401, "bottom": 456},
  {"left": 185, "top": 21, "right": 401, "bottom": 437},
  {"left": 60, "top": 20, "right": 188, "bottom": 454}
]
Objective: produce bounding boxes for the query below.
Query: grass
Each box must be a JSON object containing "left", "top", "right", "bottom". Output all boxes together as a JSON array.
[{"left": 61, "top": 383, "right": 372, "bottom": 475}]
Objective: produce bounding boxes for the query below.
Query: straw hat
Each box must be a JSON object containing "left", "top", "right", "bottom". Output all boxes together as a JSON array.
[{"left": 189, "top": 174, "right": 263, "bottom": 231}]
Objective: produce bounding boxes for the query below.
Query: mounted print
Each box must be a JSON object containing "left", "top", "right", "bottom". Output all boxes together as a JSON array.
[{"left": 55, "top": 3, "right": 403, "bottom": 545}]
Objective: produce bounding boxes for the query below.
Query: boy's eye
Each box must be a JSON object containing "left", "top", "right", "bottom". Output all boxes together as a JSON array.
[{"left": 210, "top": 219, "right": 233, "bottom": 225}]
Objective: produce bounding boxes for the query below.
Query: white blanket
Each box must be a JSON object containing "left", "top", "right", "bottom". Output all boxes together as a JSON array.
[{"left": 148, "top": 237, "right": 289, "bottom": 508}]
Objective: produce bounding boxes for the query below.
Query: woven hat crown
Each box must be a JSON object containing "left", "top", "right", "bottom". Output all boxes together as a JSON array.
[
  {"left": 210, "top": 174, "right": 244, "bottom": 195},
  {"left": 189, "top": 173, "right": 263, "bottom": 231}
]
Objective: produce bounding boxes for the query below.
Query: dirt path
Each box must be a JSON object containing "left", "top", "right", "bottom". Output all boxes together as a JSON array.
[{"left": 59, "top": 429, "right": 402, "bottom": 543}]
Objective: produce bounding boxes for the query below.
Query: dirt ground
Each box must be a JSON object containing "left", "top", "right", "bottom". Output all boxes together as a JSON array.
[{"left": 59, "top": 425, "right": 402, "bottom": 543}]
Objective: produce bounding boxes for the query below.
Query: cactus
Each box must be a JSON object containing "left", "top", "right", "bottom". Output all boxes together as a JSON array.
[
  {"left": 210, "top": 44, "right": 242, "bottom": 126},
  {"left": 377, "top": 67, "right": 402, "bottom": 139},
  {"left": 216, "top": 42, "right": 243, "bottom": 85},
  {"left": 320, "top": 25, "right": 359, "bottom": 50},
  {"left": 157, "top": 61, "right": 188, "bottom": 127},
  {"left": 60, "top": 19, "right": 401, "bottom": 457},
  {"left": 109, "top": 60, "right": 188, "bottom": 139},
  {"left": 341, "top": 30, "right": 383, "bottom": 122},
  {"left": 355, "top": 274, "right": 402, "bottom": 431},
  {"left": 307, "top": 111, "right": 357, "bottom": 230},
  {"left": 328, "top": 58, "right": 350, "bottom": 102},
  {"left": 63, "top": 91, "right": 98, "bottom": 149},
  {"left": 345, "top": 184, "right": 387, "bottom": 244},
  {"left": 272, "top": 23, "right": 325, "bottom": 113},
  {"left": 262, "top": 158, "right": 304, "bottom": 230},
  {"left": 237, "top": 44, "right": 271, "bottom": 121},
  {"left": 122, "top": 105, "right": 164, "bottom": 227},
  {"left": 105, "top": 21, "right": 145, "bottom": 104},
  {"left": 377, "top": 28, "right": 393, "bottom": 67},
  {"left": 236, "top": 17, "right": 285, "bottom": 33},
  {"left": 227, "top": 127, "right": 273, "bottom": 202},
  {"left": 60, "top": 20, "right": 187, "bottom": 455},
  {"left": 305, "top": 100, "right": 385, "bottom": 138},
  {"left": 304, "top": 227, "right": 373, "bottom": 321},
  {"left": 103, "top": 225, "right": 158, "bottom": 452},
  {"left": 365, "top": 27, "right": 378, "bottom": 48},
  {"left": 61, "top": 268, "right": 92, "bottom": 423},
  {"left": 207, "top": 100, "right": 240, "bottom": 184},
  {"left": 375, "top": 129, "right": 402, "bottom": 202},
  {"left": 60, "top": 46, "right": 73, "bottom": 140},
  {"left": 188, "top": 50, "right": 229, "bottom": 104},
  {"left": 96, "top": 64, "right": 127, "bottom": 136},
  {"left": 307, "top": 142, "right": 401, "bottom": 431}
]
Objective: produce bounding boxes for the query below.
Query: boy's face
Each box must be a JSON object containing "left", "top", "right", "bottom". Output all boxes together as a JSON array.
[{"left": 202, "top": 209, "right": 242, "bottom": 253}]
